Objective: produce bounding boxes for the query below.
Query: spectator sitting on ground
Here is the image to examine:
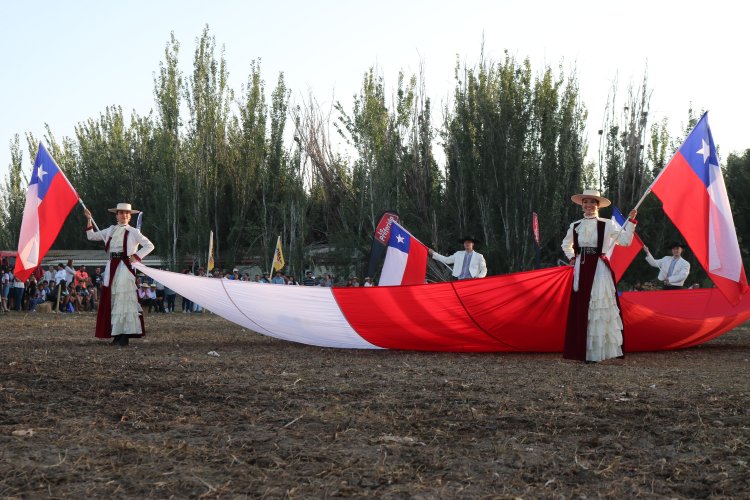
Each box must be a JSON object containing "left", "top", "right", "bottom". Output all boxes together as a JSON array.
[
  {"left": 232, "top": 269, "right": 240, "bottom": 280},
  {"left": 260, "top": 273, "right": 271, "bottom": 284},
  {"left": 86, "top": 279, "right": 98, "bottom": 312},
  {"left": 286, "top": 275, "right": 299, "bottom": 285},
  {"left": 28, "top": 281, "right": 49, "bottom": 311},
  {"left": 138, "top": 283, "right": 156, "bottom": 312},
  {"left": 363, "top": 277, "right": 374, "bottom": 287}
]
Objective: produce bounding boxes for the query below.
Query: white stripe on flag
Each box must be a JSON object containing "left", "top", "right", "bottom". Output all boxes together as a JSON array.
[{"left": 379, "top": 245, "right": 409, "bottom": 286}]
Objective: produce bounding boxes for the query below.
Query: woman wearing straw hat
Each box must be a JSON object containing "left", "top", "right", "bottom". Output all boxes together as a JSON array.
[
  {"left": 561, "top": 190, "right": 638, "bottom": 362},
  {"left": 83, "top": 203, "right": 154, "bottom": 346}
]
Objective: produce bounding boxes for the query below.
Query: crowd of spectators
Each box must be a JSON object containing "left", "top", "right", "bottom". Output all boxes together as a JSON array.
[
  {"left": 0, "top": 258, "right": 376, "bottom": 316},
  {"left": 1, "top": 260, "right": 102, "bottom": 314}
]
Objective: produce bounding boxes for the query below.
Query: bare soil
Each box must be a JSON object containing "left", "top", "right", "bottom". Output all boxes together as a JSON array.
[{"left": 1, "top": 312, "right": 749, "bottom": 498}]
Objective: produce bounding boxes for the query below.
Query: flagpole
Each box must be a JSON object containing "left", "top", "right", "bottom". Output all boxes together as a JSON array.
[{"left": 78, "top": 198, "right": 103, "bottom": 235}]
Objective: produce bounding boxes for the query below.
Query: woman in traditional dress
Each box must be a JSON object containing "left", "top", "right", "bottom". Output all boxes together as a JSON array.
[
  {"left": 83, "top": 203, "right": 154, "bottom": 346},
  {"left": 561, "top": 190, "right": 638, "bottom": 362}
]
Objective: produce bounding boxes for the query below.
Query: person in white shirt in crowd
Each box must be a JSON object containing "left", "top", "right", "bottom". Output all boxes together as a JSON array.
[
  {"left": 64, "top": 259, "right": 76, "bottom": 286},
  {"left": 43, "top": 265, "right": 55, "bottom": 286},
  {"left": 644, "top": 241, "right": 691, "bottom": 290},
  {"left": 363, "top": 277, "right": 374, "bottom": 287},
  {"left": 53, "top": 264, "right": 67, "bottom": 311},
  {"left": 429, "top": 236, "right": 488, "bottom": 280}
]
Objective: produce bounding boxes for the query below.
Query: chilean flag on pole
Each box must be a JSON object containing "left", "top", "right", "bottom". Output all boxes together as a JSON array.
[
  {"left": 13, "top": 143, "right": 79, "bottom": 282},
  {"left": 607, "top": 206, "right": 644, "bottom": 283},
  {"left": 378, "top": 222, "right": 428, "bottom": 286},
  {"left": 651, "top": 112, "right": 748, "bottom": 304}
]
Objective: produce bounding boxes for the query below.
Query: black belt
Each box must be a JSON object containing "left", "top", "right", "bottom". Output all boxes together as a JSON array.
[
  {"left": 577, "top": 247, "right": 599, "bottom": 256},
  {"left": 109, "top": 252, "right": 126, "bottom": 259}
]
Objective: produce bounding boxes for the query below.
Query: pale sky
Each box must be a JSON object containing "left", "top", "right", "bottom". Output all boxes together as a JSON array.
[{"left": 1, "top": 0, "right": 748, "bottom": 182}]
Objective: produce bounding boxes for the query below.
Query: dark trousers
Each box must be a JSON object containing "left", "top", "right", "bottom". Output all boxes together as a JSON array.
[
  {"left": 663, "top": 284, "right": 683, "bottom": 290},
  {"left": 165, "top": 294, "right": 176, "bottom": 312}
]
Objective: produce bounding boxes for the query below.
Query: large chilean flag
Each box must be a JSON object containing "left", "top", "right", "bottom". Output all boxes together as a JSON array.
[
  {"left": 14, "top": 143, "right": 79, "bottom": 282},
  {"left": 651, "top": 113, "right": 748, "bottom": 304},
  {"left": 378, "top": 222, "right": 428, "bottom": 286}
]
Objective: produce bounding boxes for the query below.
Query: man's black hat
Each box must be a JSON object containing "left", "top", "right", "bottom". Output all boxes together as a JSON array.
[{"left": 458, "top": 236, "right": 481, "bottom": 245}]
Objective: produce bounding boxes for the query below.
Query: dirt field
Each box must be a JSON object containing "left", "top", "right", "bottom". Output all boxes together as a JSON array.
[{"left": 1, "top": 312, "right": 749, "bottom": 498}]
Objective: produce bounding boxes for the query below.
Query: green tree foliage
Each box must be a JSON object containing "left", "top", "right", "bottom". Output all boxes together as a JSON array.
[
  {"left": 726, "top": 149, "right": 750, "bottom": 269},
  {"left": 442, "top": 53, "right": 587, "bottom": 272},
  {"left": 1, "top": 28, "right": 746, "bottom": 284}
]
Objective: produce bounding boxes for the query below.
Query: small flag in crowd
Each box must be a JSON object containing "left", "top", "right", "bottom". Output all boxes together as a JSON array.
[
  {"left": 272, "top": 236, "right": 285, "bottom": 271},
  {"left": 207, "top": 230, "right": 215, "bottom": 272},
  {"left": 607, "top": 206, "right": 644, "bottom": 283},
  {"left": 650, "top": 112, "right": 748, "bottom": 304},
  {"left": 379, "top": 222, "right": 428, "bottom": 286},
  {"left": 14, "top": 143, "right": 79, "bottom": 282}
]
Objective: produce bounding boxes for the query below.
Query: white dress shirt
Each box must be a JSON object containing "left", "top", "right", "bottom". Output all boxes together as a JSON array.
[
  {"left": 431, "top": 250, "right": 488, "bottom": 279},
  {"left": 645, "top": 254, "right": 690, "bottom": 286}
]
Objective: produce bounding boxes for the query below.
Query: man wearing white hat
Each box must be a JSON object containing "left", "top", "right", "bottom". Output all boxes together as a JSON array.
[{"left": 83, "top": 203, "right": 154, "bottom": 346}]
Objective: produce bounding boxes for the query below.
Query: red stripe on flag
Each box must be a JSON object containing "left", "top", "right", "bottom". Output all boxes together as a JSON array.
[
  {"left": 401, "top": 238, "right": 428, "bottom": 285},
  {"left": 332, "top": 281, "right": 510, "bottom": 352},
  {"left": 651, "top": 152, "right": 710, "bottom": 270},
  {"left": 609, "top": 233, "right": 644, "bottom": 283}
]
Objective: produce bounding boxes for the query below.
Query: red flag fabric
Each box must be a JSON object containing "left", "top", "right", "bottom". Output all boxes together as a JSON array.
[
  {"left": 651, "top": 113, "right": 747, "bottom": 304},
  {"left": 607, "top": 206, "right": 644, "bottom": 282},
  {"left": 14, "top": 143, "right": 79, "bottom": 282}
]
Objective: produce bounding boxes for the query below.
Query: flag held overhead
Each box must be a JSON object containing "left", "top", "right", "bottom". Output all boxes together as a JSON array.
[
  {"left": 14, "top": 143, "right": 79, "bottom": 282},
  {"left": 650, "top": 112, "right": 748, "bottom": 304}
]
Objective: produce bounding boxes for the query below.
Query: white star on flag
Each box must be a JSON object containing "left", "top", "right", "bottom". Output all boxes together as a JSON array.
[
  {"left": 396, "top": 234, "right": 405, "bottom": 244},
  {"left": 696, "top": 138, "right": 710, "bottom": 164},
  {"left": 37, "top": 164, "right": 47, "bottom": 182}
]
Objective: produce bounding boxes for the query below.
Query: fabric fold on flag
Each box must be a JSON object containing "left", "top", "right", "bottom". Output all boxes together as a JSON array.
[
  {"left": 378, "top": 222, "right": 428, "bottom": 286},
  {"left": 14, "top": 143, "right": 79, "bottom": 282},
  {"left": 606, "top": 206, "right": 644, "bottom": 283},
  {"left": 650, "top": 112, "right": 748, "bottom": 304}
]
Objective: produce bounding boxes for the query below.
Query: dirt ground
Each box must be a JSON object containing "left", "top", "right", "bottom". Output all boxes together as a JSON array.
[{"left": 0, "top": 312, "right": 749, "bottom": 499}]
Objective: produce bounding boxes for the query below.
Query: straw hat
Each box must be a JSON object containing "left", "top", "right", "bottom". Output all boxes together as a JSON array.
[
  {"left": 108, "top": 202, "right": 140, "bottom": 214},
  {"left": 570, "top": 189, "right": 611, "bottom": 208}
]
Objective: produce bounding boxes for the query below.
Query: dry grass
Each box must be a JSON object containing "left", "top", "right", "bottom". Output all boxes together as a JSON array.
[{"left": 1, "top": 312, "right": 749, "bottom": 498}]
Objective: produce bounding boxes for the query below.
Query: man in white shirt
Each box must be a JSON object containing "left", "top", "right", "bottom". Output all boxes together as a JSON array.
[
  {"left": 429, "top": 236, "right": 488, "bottom": 280},
  {"left": 54, "top": 264, "right": 67, "bottom": 286},
  {"left": 644, "top": 242, "right": 690, "bottom": 290},
  {"left": 43, "top": 265, "right": 55, "bottom": 285}
]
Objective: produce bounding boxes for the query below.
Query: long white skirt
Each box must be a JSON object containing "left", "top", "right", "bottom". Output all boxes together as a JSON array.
[
  {"left": 586, "top": 260, "right": 624, "bottom": 362},
  {"left": 111, "top": 261, "right": 143, "bottom": 336}
]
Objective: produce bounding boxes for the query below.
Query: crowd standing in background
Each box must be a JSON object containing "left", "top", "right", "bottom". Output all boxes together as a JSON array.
[{"left": 0, "top": 262, "right": 378, "bottom": 316}]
